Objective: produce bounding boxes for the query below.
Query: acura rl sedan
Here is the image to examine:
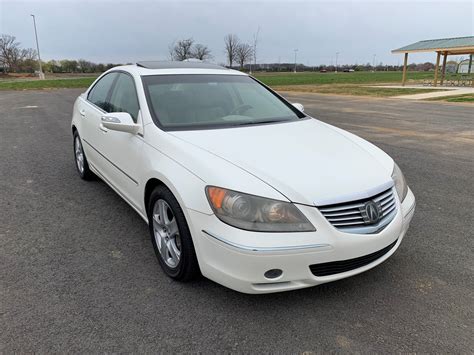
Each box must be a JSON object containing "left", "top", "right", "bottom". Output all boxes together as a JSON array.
[{"left": 71, "top": 61, "right": 415, "bottom": 293}]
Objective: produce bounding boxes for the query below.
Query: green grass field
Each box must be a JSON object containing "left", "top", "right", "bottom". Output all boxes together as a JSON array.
[
  {"left": 0, "top": 71, "right": 429, "bottom": 91},
  {"left": 0, "top": 71, "right": 459, "bottom": 100},
  {"left": 427, "top": 94, "right": 474, "bottom": 103},
  {"left": 254, "top": 71, "right": 433, "bottom": 86},
  {"left": 0, "top": 77, "right": 96, "bottom": 90},
  {"left": 445, "top": 94, "right": 474, "bottom": 103},
  {"left": 273, "top": 84, "right": 439, "bottom": 97}
]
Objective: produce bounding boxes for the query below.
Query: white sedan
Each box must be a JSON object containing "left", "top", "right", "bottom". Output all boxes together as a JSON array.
[{"left": 71, "top": 61, "right": 415, "bottom": 293}]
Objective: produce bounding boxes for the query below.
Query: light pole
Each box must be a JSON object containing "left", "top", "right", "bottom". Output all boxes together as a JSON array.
[
  {"left": 335, "top": 52, "right": 339, "bottom": 73},
  {"left": 373, "top": 54, "right": 376, "bottom": 72},
  {"left": 30, "top": 14, "right": 44, "bottom": 79},
  {"left": 293, "top": 49, "right": 298, "bottom": 73},
  {"left": 250, "top": 26, "right": 260, "bottom": 75}
]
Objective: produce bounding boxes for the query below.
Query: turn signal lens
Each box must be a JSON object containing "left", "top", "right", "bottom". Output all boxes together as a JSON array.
[{"left": 207, "top": 186, "right": 227, "bottom": 209}]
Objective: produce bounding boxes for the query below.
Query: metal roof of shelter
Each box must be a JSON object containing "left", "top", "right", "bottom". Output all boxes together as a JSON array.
[{"left": 392, "top": 36, "right": 474, "bottom": 54}]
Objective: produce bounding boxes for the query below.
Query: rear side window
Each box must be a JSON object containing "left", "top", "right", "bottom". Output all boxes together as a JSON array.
[
  {"left": 87, "top": 72, "right": 118, "bottom": 111},
  {"left": 108, "top": 73, "right": 140, "bottom": 122}
]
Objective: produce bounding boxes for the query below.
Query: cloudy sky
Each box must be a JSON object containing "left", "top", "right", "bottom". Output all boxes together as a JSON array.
[{"left": 1, "top": 0, "right": 473, "bottom": 65}]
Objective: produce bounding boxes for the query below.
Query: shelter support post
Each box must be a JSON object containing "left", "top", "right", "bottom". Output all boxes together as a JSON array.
[
  {"left": 434, "top": 51, "right": 441, "bottom": 87},
  {"left": 402, "top": 52, "right": 408, "bottom": 86},
  {"left": 440, "top": 51, "right": 448, "bottom": 86}
]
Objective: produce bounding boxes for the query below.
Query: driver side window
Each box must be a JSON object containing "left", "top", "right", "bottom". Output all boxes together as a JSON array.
[{"left": 108, "top": 73, "right": 140, "bottom": 122}]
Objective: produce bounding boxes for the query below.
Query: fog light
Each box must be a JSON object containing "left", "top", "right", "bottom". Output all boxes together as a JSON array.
[{"left": 264, "top": 269, "right": 283, "bottom": 279}]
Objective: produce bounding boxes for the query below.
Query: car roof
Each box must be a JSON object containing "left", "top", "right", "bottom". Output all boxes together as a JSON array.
[{"left": 110, "top": 61, "right": 246, "bottom": 77}]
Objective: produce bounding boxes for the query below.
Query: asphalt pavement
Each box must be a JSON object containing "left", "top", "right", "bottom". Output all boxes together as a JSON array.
[{"left": 1, "top": 89, "right": 472, "bottom": 352}]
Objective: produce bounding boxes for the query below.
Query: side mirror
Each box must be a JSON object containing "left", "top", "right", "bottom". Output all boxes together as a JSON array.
[
  {"left": 292, "top": 103, "right": 304, "bottom": 112},
  {"left": 101, "top": 112, "right": 139, "bottom": 134}
]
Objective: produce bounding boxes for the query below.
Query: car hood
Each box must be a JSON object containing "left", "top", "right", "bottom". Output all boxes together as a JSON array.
[{"left": 170, "top": 118, "right": 394, "bottom": 206}]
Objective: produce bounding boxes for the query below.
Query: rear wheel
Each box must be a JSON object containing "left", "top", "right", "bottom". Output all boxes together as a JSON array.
[
  {"left": 148, "top": 186, "right": 200, "bottom": 281},
  {"left": 73, "top": 131, "right": 94, "bottom": 180}
]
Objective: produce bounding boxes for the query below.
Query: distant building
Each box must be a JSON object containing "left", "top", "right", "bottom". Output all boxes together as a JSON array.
[{"left": 458, "top": 59, "right": 473, "bottom": 73}]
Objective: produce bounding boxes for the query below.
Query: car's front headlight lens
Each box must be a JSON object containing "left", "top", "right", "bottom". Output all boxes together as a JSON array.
[
  {"left": 205, "top": 186, "right": 315, "bottom": 232},
  {"left": 392, "top": 163, "right": 408, "bottom": 202}
]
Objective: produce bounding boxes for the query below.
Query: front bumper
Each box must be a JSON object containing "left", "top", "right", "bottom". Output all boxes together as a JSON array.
[{"left": 187, "top": 187, "right": 416, "bottom": 294}]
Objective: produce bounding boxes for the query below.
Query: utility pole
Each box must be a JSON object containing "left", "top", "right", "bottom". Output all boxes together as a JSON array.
[
  {"left": 293, "top": 49, "right": 298, "bottom": 73},
  {"left": 30, "top": 14, "right": 44, "bottom": 79},
  {"left": 373, "top": 54, "right": 376, "bottom": 72},
  {"left": 335, "top": 52, "right": 339, "bottom": 73}
]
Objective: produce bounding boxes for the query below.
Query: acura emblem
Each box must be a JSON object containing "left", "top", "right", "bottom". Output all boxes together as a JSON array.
[{"left": 361, "top": 201, "right": 381, "bottom": 224}]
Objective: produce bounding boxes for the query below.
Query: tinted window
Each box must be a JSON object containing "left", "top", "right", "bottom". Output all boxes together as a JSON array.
[
  {"left": 87, "top": 73, "right": 118, "bottom": 111},
  {"left": 108, "top": 73, "right": 140, "bottom": 122},
  {"left": 142, "top": 75, "right": 304, "bottom": 130}
]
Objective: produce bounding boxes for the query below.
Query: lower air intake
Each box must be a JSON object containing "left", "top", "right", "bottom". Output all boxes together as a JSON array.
[{"left": 309, "top": 239, "right": 398, "bottom": 277}]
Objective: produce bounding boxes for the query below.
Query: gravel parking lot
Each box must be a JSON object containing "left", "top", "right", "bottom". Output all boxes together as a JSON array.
[{"left": 1, "top": 89, "right": 472, "bottom": 352}]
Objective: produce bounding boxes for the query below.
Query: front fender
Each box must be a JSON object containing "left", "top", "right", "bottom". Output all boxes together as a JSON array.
[{"left": 140, "top": 141, "right": 212, "bottom": 216}]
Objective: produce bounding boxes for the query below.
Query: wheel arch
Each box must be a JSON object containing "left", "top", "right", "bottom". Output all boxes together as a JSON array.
[{"left": 144, "top": 178, "right": 167, "bottom": 213}]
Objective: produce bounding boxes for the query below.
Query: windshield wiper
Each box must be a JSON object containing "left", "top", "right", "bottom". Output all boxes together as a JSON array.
[{"left": 232, "top": 119, "right": 288, "bottom": 126}]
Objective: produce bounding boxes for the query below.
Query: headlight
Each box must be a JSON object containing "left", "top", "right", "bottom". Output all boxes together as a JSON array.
[
  {"left": 205, "top": 186, "right": 315, "bottom": 232},
  {"left": 392, "top": 163, "right": 408, "bottom": 202}
]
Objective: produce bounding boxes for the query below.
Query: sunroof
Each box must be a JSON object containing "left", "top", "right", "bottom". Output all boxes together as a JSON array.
[{"left": 136, "top": 61, "right": 226, "bottom": 70}]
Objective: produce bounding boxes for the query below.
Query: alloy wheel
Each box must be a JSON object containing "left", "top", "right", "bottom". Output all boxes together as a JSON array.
[
  {"left": 152, "top": 199, "right": 182, "bottom": 268},
  {"left": 74, "top": 136, "right": 85, "bottom": 174}
]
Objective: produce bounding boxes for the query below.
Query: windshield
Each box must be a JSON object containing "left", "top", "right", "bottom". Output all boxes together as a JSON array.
[{"left": 142, "top": 74, "right": 305, "bottom": 130}]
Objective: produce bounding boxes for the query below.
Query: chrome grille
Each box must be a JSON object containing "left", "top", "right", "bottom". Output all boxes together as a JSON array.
[{"left": 318, "top": 187, "right": 397, "bottom": 234}]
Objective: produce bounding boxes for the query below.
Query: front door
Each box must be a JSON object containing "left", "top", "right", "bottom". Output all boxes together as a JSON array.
[
  {"left": 79, "top": 72, "right": 119, "bottom": 173},
  {"left": 94, "top": 72, "right": 144, "bottom": 212}
]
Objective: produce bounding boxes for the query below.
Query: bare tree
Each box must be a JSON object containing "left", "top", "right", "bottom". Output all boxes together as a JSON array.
[
  {"left": 192, "top": 43, "right": 212, "bottom": 60},
  {"left": 0, "top": 34, "right": 21, "bottom": 72},
  {"left": 169, "top": 38, "right": 195, "bottom": 61},
  {"left": 235, "top": 43, "right": 253, "bottom": 69},
  {"left": 224, "top": 34, "right": 239, "bottom": 67}
]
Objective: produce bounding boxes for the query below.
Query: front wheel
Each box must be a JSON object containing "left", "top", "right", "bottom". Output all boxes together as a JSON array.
[{"left": 148, "top": 186, "right": 200, "bottom": 281}]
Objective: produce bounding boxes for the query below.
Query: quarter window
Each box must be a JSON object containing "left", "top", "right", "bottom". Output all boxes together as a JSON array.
[
  {"left": 87, "top": 72, "right": 118, "bottom": 111},
  {"left": 108, "top": 73, "right": 140, "bottom": 122}
]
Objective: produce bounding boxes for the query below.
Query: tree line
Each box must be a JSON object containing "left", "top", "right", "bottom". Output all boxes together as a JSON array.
[
  {"left": 1, "top": 32, "right": 441, "bottom": 74},
  {"left": 0, "top": 32, "right": 256, "bottom": 73},
  {"left": 0, "top": 34, "right": 122, "bottom": 74}
]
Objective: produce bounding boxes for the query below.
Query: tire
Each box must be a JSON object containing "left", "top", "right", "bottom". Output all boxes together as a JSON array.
[
  {"left": 73, "top": 130, "right": 94, "bottom": 180},
  {"left": 147, "top": 185, "right": 200, "bottom": 281}
]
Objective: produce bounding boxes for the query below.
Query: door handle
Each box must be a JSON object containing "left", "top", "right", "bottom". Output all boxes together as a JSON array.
[
  {"left": 79, "top": 109, "right": 86, "bottom": 117},
  {"left": 99, "top": 123, "right": 108, "bottom": 133}
]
